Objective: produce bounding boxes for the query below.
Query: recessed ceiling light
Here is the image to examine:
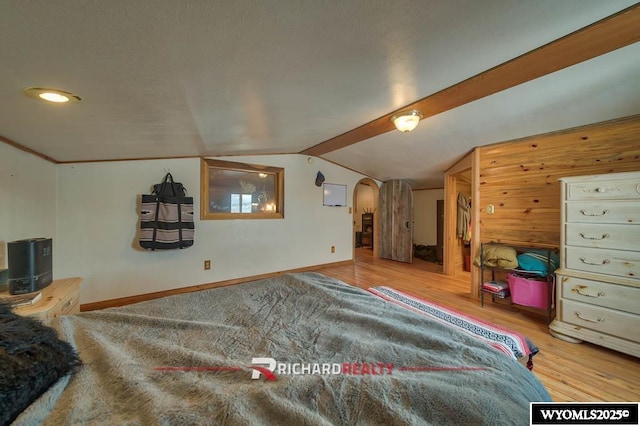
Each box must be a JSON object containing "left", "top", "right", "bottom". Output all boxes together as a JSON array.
[{"left": 23, "top": 87, "right": 81, "bottom": 104}]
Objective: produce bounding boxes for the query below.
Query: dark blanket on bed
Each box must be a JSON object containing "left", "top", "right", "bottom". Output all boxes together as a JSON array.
[{"left": 15, "top": 272, "right": 550, "bottom": 425}]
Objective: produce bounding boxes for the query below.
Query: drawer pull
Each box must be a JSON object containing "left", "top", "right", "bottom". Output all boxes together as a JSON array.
[
  {"left": 583, "top": 187, "right": 619, "bottom": 194},
  {"left": 578, "top": 232, "right": 609, "bottom": 240},
  {"left": 572, "top": 285, "right": 605, "bottom": 298},
  {"left": 579, "top": 209, "right": 609, "bottom": 217},
  {"left": 579, "top": 257, "right": 610, "bottom": 266},
  {"left": 574, "top": 312, "right": 604, "bottom": 324}
]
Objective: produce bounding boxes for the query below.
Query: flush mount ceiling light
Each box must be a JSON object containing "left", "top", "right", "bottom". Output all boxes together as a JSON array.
[
  {"left": 391, "top": 110, "right": 423, "bottom": 133},
  {"left": 23, "top": 87, "right": 81, "bottom": 104}
]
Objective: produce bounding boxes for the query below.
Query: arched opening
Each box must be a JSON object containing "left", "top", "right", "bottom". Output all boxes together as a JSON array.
[{"left": 353, "top": 178, "right": 379, "bottom": 260}]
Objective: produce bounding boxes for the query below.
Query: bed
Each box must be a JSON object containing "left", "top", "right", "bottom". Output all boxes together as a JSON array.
[{"left": 7, "top": 272, "right": 551, "bottom": 425}]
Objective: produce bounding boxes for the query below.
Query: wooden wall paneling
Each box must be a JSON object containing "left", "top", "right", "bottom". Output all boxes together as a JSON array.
[
  {"left": 480, "top": 121, "right": 640, "bottom": 174},
  {"left": 479, "top": 230, "right": 561, "bottom": 248},
  {"left": 477, "top": 115, "right": 640, "bottom": 253}
]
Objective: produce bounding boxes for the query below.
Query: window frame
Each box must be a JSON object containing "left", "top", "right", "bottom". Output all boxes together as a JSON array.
[{"left": 200, "top": 158, "right": 284, "bottom": 220}]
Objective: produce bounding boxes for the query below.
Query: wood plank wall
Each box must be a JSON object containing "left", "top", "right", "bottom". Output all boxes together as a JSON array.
[{"left": 477, "top": 115, "right": 640, "bottom": 251}]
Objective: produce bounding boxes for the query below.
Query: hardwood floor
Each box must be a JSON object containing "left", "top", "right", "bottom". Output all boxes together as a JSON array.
[{"left": 311, "top": 248, "right": 640, "bottom": 402}]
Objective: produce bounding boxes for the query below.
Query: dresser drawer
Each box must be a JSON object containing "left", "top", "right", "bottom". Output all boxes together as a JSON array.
[
  {"left": 566, "top": 201, "right": 640, "bottom": 224},
  {"left": 565, "top": 246, "right": 639, "bottom": 280},
  {"left": 567, "top": 178, "right": 640, "bottom": 201},
  {"left": 559, "top": 274, "right": 640, "bottom": 314},
  {"left": 47, "top": 287, "right": 80, "bottom": 318},
  {"left": 565, "top": 223, "right": 640, "bottom": 251},
  {"left": 560, "top": 299, "right": 640, "bottom": 342}
]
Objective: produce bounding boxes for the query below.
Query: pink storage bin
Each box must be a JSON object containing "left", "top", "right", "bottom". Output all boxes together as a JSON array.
[{"left": 507, "top": 273, "right": 550, "bottom": 309}]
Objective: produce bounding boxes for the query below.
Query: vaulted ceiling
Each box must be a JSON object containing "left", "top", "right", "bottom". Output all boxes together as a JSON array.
[{"left": 1, "top": 1, "right": 639, "bottom": 188}]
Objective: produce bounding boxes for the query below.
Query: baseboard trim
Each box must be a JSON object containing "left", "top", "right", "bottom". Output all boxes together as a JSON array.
[{"left": 80, "top": 260, "right": 353, "bottom": 311}]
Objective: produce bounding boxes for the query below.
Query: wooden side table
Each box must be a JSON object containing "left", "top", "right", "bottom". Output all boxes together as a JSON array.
[{"left": 1, "top": 277, "right": 82, "bottom": 320}]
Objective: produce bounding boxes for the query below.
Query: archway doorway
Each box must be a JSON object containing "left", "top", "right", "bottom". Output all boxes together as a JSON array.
[{"left": 353, "top": 178, "right": 379, "bottom": 260}]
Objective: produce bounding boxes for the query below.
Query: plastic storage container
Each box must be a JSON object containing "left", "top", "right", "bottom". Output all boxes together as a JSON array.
[{"left": 507, "top": 273, "right": 549, "bottom": 309}]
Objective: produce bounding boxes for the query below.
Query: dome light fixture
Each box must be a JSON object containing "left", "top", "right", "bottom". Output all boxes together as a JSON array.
[
  {"left": 391, "top": 110, "right": 423, "bottom": 132},
  {"left": 23, "top": 87, "right": 81, "bottom": 104}
]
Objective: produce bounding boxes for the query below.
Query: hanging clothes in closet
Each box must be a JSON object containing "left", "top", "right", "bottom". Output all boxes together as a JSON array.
[{"left": 457, "top": 192, "right": 471, "bottom": 242}]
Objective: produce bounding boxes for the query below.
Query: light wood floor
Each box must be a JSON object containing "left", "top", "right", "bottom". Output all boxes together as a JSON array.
[{"left": 311, "top": 248, "right": 640, "bottom": 402}]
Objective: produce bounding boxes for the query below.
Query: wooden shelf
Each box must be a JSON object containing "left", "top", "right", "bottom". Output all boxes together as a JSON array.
[
  {"left": 479, "top": 242, "right": 555, "bottom": 324},
  {"left": 362, "top": 213, "right": 373, "bottom": 249}
]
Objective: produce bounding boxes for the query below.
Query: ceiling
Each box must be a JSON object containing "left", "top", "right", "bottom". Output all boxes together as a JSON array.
[{"left": 1, "top": 1, "right": 639, "bottom": 188}]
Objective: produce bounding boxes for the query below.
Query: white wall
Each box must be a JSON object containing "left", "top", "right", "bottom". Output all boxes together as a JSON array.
[
  {"left": 55, "top": 154, "right": 364, "bottom": 304},
  {"left": 412, "top": 188, "right": 444, "bottom": 246},
  {"left": 0, "top": 143, "right": 57, "bottom": 270}
]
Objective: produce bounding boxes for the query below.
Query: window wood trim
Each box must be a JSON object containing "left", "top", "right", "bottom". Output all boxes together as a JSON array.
[{"left": 200, "top": 158, "right": 284, "bottom": 220}]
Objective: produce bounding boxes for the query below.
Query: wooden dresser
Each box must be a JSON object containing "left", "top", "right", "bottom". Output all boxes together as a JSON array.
[
  {"left": 1, "top": 277, "right": 82, "bottom": 320},
  {"left": 550, "top": 171, "right": 640, "bottom": 357}
]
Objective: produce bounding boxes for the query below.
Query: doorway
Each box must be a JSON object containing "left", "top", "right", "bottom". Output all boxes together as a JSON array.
[
  {"left": 443, "top": 148, "right": 478, "bottom": 292},
  {"left": 452, "top": 170, "right": 472, "bottom": 276},
  {"left": 353, "top": 178, "right": 379, "bottom": 259}
]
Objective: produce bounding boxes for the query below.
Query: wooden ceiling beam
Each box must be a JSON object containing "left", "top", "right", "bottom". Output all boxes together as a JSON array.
[{"left": 301, "top": 3, "right": 640, "bottom": 157}]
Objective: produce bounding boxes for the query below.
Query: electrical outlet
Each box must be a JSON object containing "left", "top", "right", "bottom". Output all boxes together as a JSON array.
[
  {"left": 487, "top": 204, "right": 495, "bottom": 214},
  {"left": 331, "top": 246, "right": 335, "bottom": 253},
  {"left": 204, "top": 260, "right": 211, "bottom": 270}
]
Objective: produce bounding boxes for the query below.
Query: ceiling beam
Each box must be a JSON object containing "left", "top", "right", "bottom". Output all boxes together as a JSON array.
[{"left": 301, "top": 3, "right": 640, "bottom": 157}]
